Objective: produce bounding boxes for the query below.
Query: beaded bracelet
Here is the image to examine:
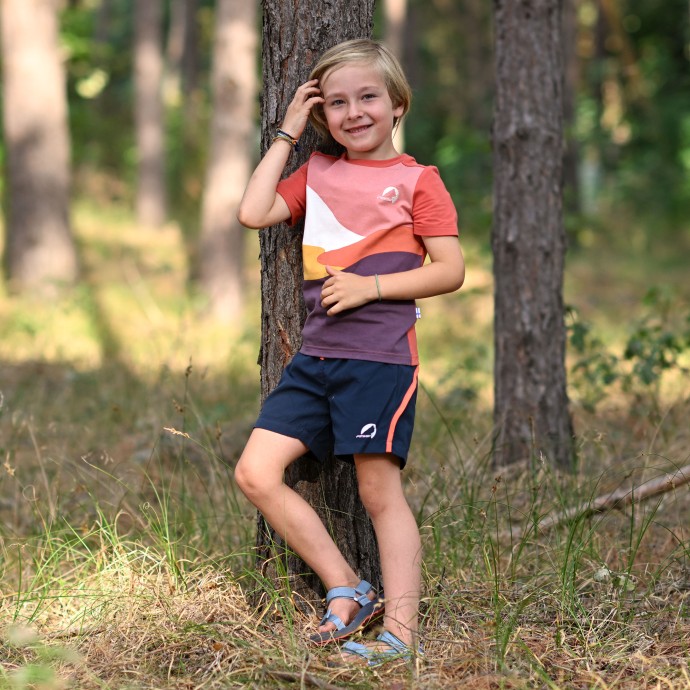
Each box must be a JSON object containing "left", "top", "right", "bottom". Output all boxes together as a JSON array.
[{"left": 272, "top": 128, "right": 300, "bottom": 151}]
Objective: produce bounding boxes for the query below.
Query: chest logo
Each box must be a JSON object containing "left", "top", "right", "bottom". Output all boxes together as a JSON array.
[{"left": 377, "top": 186, "right": 400, "bottom": 204}]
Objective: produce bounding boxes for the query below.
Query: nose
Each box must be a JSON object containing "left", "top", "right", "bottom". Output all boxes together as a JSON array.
[{"left": 346, "top": 102, "right": 362, "bottom": 119}]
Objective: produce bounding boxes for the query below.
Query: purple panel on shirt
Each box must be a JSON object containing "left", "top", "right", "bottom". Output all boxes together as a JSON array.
[{"left": 299, "top": 251, "right": 423, "bottom": 365}]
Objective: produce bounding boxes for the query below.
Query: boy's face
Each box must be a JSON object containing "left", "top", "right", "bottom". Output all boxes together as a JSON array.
[{"left": 319, "top": 62, "right": 403, "bottom": 160}]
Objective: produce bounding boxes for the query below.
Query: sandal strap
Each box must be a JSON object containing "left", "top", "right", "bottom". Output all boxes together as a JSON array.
[
  {"left": 376, "top": 630, "right": 410, "bottom": 654},
  {"left": 341, "top": 631, "right": 418, "bottom": 667},
  {"left": 318, "top": 609, "right": 345, "bottom": 630},
  {"left": 325, "top": 579, "right": 373, "bottom": 607}
]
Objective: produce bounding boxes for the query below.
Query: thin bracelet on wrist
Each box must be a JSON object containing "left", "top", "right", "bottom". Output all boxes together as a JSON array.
[
  {"left": 273, "top": 128, "right": 300, "bottom": 151},
  {"left": 374, "top": 274, "right": 382, "bottom": 302}
]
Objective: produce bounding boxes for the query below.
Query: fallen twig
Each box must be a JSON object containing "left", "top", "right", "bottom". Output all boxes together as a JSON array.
[{"left": 506, "top": 463, "right": 690, "bottom": 540}]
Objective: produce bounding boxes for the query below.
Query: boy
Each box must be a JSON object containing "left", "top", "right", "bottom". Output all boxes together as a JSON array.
[{"left": 235, "top": 39, "right": 464, "bottom": 665}]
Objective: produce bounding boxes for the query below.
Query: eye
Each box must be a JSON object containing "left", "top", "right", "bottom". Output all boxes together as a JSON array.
[
  {"left": 328, "top": 98, "right": 345, "bottom": 107},
  {"left": 363, "top": 93, "right": 377, "bottom": 100}
]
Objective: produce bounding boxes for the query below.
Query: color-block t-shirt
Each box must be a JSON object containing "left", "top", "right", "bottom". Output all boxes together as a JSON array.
[{"left": 276, "top": 152, "right": 459, "bottom": 366}]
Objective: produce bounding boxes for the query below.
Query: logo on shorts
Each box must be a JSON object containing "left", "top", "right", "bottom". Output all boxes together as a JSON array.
[{"left": 356, "top": 423, "right": 377, "bottom": 439}]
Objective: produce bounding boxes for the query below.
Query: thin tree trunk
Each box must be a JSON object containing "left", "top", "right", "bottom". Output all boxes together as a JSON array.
[
  {"left": 1, "top": 0, "right": 78, "bottom": 293},
  {"left": 492, "top": 0, "right": 575, "bottom": 469},
  {"left": 256, "top": 0, "right": 379, "bottom": 610},
  {"left": 198, "top": 0, "right": 257, "bottom": 321},
  {"left": 383, "top": 0, "right": 407, "bottom": 151},
  {"left": 134, "top": 0, "right": 167, "bottom": 227},
  {"left": 562, "top": 0, "right": 580, "bottom": 216}
]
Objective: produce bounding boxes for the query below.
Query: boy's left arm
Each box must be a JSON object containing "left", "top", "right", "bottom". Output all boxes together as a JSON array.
[{"left": 321, "top": 235, "right": 464, "bottom": 316}]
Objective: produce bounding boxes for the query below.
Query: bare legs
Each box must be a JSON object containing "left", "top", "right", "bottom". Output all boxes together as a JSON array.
[
  {"left": 354, "top": 453, "right": 421, "bottom": 646},
  {"left": 234, "top": 428, "right": 421, "bottom": 647}
]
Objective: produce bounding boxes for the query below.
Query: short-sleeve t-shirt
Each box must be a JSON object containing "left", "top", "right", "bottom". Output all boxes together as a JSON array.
[{"left": 277, "top": 152, "right": 459, "bottom": 366}]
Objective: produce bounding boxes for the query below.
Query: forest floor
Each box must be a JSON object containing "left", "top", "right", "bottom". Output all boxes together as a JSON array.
[{"left": 0, "top": 204, "right": 689, "bottom": 689}]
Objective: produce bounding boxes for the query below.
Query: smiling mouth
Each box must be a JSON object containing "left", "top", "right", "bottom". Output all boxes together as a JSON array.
[{"left": 346, "top": 125, "right": 371, "bottom": 134}]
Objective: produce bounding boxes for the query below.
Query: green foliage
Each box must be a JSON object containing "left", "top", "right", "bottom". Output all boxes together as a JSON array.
[
  {"left": 577, "top": 0, "right": 690, "bottom": 240},
  {"left": 567, "top": 286, "right": 690, "bottom": 411}
]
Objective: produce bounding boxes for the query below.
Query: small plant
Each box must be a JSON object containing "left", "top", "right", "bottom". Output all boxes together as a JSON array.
[{"left": 567, "top": 287, "right": 690, "bottom": 411}]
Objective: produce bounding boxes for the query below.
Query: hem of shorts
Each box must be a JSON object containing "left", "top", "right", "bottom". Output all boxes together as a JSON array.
[
  {"left": 334, "top": 444, "right": 409, "bottom": 467},
  {"left": 254, "top": 420, "right": 324, "bottom": 460},
  {"left": 299, "top": 345, "right": 418, "bottom": 366}
]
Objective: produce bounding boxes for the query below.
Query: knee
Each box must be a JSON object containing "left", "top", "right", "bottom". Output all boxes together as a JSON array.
[
  {"left": 234, "top": 455, "right": 272, "bottom": 503},
  {"left": 358, "top": 477, "right": 388, "bottom": 518}
]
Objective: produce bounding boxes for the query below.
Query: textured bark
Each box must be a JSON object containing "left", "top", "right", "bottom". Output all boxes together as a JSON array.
[
  {"left": 1, "top": 0, "right": 78, "bottom": 293},
  {"left": 492, "top": 0, "right": 575, "bottom": 468},
  {"left": 198, "top": 0, "right": 257, "bottom": 321},
  {"left": 134, "top": 0, "right": 167, "bottom": 227},
  {"left": 256, "top": 0, "right": 380, "bottom": 610}
]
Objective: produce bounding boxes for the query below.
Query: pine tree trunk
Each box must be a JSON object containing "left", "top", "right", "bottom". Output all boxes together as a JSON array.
[
  {"left": 492, "top": 0, "right": 575, "bottom": 469},
  {"left": 256, "top": 0, "right": 380, "bottom": 610},
  {"left": 1, "top": 0, "right": 78, "bottom": 294},
  {"left": 198, "top": 0, "right": 257, "bottom": 321},
  {"left": 133, "top": 0, "right": 167, "bottom": 227}
]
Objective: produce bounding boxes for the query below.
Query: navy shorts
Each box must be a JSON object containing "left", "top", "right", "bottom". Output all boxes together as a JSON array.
[{"left": 255, "top": 353, "right": 419, "bottom": 468}]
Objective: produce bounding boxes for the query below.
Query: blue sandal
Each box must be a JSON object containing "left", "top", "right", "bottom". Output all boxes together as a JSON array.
[
  {"left": 340, "top": 630, "right": 422, "bottom": 667},
  {"left": 309, "top": 579, "right": 384, "bottom": 645}
]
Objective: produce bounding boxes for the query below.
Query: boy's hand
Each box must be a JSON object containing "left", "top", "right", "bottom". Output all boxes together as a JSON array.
[
  {"left": 281, "top": 79, "right": 324, "bottom": 140},
  {"left": 320, "top": 266, "right": 378, "bottom": 316}
]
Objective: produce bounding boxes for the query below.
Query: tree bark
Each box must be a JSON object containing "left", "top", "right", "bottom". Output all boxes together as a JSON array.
[
  {"left": 492, "top": 0, "right": 575, "bottom": 468},
  {"left": 133, "top": 0, "right": 167, "bottom": 227},
  {"left": 198, "top": 0, "right": 257, "bottom": 321},
  {"left": 256, "top": 0, "right": 380, "bottom": 610},
  {"left": 1, "top": 0, "right": 78, "bottom": 294}
]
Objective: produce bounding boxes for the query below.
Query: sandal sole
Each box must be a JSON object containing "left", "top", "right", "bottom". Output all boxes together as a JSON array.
[{"left": 309, "top": 599, "right": 385, "bottom": 646}]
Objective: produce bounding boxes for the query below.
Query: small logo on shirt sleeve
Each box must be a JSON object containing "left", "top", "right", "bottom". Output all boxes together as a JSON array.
[{"left": 377, "top": 186, "right": 400, "bottom": 204}]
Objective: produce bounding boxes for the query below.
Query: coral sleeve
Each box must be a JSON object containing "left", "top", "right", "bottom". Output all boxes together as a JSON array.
[{"left": 412, "top": 166, "right": 459, "bottom": 237}]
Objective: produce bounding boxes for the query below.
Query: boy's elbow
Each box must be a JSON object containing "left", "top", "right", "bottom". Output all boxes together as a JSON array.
[
  {"left": 455, "top": 266, "right": 466, "bottom": 291},
  {"left": 236, "top": 206, "right": 254, "bottom": 229},
  {"left": 447, "top": 263, "right": 465, "bottom": 293}
]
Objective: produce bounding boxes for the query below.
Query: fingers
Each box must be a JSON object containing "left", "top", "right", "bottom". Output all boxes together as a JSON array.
[{"left": 282, "top": 80, "right": 324, "bottom": 139}]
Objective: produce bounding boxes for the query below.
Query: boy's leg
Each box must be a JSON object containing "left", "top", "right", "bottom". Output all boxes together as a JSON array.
[
  {"left": 354, "top": 453, "right": 421, "bottom": 648},
  {"left": 235, "top": 428, "right": 374, "bottom": 631}
]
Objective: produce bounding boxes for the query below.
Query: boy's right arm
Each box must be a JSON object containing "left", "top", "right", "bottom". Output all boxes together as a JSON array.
[
  {"left": 236, "top": 141, "right": 293, "bottom": 229},
  {"left": 237, "top": 79, "right": 324, "bottom": 230}
]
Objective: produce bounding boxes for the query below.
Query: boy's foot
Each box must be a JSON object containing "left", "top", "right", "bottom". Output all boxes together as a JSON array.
[
  {"left": 328, "top": 630, "right": 422, "bottom": 667},
  {"left": 309, "top": 579, "right": 384, "bottom": 645}
]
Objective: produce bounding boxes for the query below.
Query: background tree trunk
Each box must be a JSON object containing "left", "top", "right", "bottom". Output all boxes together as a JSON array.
[
  {"left": 198, "top": 0, "right": 257, "bottom": 321},
  {"left": 492, "top": 0, "right": 575, "bottom": 469},
  {"left": 383, "top": 0, "right": 407, "bottom": 152},
  {"left": 1, "top": 0, "right": 78, "bottom": 294},
  {"left": 133, "top": 0, "right": 167, "bottom": 227},
  {"left": 562, "top": 0, "right": 580, "bottom": 216},
  {"left": 256, "top": 0, "right": 380, "bottom": 611}
]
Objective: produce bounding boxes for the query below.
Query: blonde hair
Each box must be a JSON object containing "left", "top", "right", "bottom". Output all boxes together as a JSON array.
[{"left": 308, "top": 39, "right": 412, "bottom": 141}]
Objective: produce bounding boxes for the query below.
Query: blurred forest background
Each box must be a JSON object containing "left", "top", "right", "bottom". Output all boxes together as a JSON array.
[
  {"left": 2, "top": 0, "right": 690, "bottom": 334},
  {"left": 1, "top": 1, "right": 690, "bottom": 687}
]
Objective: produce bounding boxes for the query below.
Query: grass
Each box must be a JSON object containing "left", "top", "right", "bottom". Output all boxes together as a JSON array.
[{"left": 0, "top": 202, "right": 689, "bottom": 688}]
